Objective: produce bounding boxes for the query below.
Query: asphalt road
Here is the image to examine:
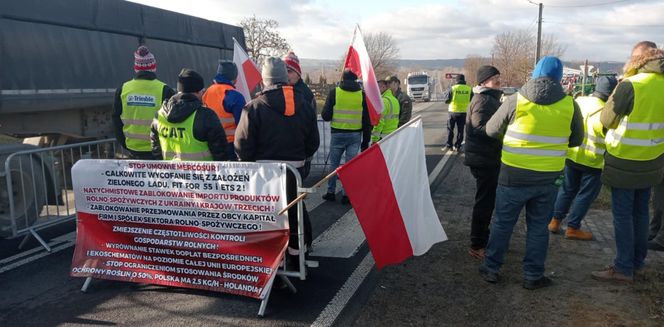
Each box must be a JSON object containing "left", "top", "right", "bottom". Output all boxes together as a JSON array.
[{"left": 0, "top": 101, "right": 453, "bottom": 327}]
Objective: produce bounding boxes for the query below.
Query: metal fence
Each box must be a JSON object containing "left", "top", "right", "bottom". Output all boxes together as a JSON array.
[
  {"left": 311, "top": 118, "right": 331, "bottom": 169},
  {"left": 1, "top": 139, "right": 118, "bottom": 249}
]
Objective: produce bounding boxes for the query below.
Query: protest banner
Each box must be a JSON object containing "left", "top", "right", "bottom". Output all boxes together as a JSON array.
[{"left": 70, "top": 160, "right": 288, "bottom": 299}]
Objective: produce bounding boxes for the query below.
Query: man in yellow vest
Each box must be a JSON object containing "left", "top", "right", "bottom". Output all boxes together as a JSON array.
[
  {"left": 113, "top": 46, "right": 174, "bottom": 159},
  {"left": 321, "top": 69, "right": 371, "bottom": 204},
  {"left": 481, "top": 56, "right": 584, "bottom": 289},
  {"left": 235, "top": 57, "right": 319, "bottom": 264},
  {"left": 371, "top": 77, "right": 400, "bottom": 143},
  {"left": 592, "top": 41, "right": 664, "bottom": 282},
  {"left": 548, "top": 76, "right": 618, "bottom": 240},
  {"left": 444, "top": 74, "right": 472, "bottom": 152},
  {"left": 150, "top": 69, "right": 228, "bottom": 161},
  {"left": 202, "top": 61, "right": 246, "bottom": 161}
]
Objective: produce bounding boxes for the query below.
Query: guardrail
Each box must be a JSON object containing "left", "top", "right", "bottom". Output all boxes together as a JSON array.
[{"left": 1, "top": 139, "right": 118, "bottom": 250}]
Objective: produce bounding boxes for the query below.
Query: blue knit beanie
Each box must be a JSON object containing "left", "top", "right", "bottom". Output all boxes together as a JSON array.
[{"left": 531, "top": 56, "right": 563, "bottom": 82}]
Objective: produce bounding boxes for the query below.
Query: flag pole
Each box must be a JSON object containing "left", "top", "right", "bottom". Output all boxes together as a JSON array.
[{"left": 277, "top": 116, "right": 423, "bottom": 216}]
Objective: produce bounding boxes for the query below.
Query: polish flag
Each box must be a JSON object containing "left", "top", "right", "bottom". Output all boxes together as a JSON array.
[
  {"left": 233, "top": 38, "right": 262, "bottom": 102},
  {"left": 336, "top": 118, "right": 447, "bottom": 269},
  {"left": 343, "top": 26, "right": 383, "bottom": 126}
]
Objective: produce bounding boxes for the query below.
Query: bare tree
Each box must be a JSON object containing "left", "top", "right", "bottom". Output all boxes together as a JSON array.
[
  {"left": 491, "top": 29, "right": 565, "bottom": 86},
  {"left": 364, "top": 32, "right": 400, "bottom": 78},
  {"left": 240, "top": 15, "right": 290, "bottom": 66},
  {"left": 463, "top": 54, "right": 491, "bottom": 86}
]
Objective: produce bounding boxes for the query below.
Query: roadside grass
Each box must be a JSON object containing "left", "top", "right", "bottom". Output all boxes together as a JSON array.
[{"left": 0, "top": 134, "right": 19, "bottom": 144}]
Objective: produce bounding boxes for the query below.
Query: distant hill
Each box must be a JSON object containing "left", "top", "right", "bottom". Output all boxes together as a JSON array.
[{"left": 301, "top": 58, "right": 624, "bottom": 72}]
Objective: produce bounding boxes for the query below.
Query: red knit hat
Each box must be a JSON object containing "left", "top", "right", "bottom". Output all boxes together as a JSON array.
[
  {"left": 134, "top": 46, "right": 157, "bottom": 72},
  {"left": 282, "top": 51, "right": 301, "bottom": 76}
]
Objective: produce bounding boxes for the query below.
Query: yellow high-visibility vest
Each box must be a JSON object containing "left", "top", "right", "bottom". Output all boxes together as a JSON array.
[
  {"left": 120, "top": 79, "right": 166, "bottom": 151},
  {"left": 331, "top": 87, "right": 363, "bottom": 130},
  {"left": 605, "top": 73, "right": 664, "bottom": 161},
  {"left": 157, "top": 110, "right": 212, "bottom": 161},
  {"left": 567, "top": 96, "right": 606, "bottom": 169},
  {"left": 449, "top": 84, "right": 471, "bottom": 113},
  {"left": 501, "top": 94, "right": 575, "bottom": 172}
]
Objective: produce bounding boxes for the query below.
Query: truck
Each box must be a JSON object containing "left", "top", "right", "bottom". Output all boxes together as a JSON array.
[
  {"left": 406, "top": 72, "right": 434, "bottom": 102},
  {"left": 0, "top": 0, "right": 246, "bottom": 238}
]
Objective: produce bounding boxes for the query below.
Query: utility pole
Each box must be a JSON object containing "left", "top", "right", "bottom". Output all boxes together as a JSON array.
[{"left": 535, "top": 2, "right": 543, "bottom": 65}]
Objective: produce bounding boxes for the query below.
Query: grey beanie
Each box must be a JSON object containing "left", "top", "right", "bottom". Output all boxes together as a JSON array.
[
  {"left": 216, "top": 60, "right": 238, "bottom": 81},
  {"left": 262, "top": 57, "right": 288, "bottom": 86}
]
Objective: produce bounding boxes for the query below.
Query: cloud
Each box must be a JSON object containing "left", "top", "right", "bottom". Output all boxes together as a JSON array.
[{"left": 128, "top": 0, "right": 664, "bottom": 61}]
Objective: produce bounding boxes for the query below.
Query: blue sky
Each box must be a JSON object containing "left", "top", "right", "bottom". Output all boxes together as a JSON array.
[{"left": 128, "top": 0, "right": 663, "bottom": 61}]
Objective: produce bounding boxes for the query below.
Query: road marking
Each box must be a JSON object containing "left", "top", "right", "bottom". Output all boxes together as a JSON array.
[
  {"left": 311, "top": 146, "right": 452, "bottom": 326},
  {"left": 0, "top": 232, "right": 76, "bottom": 274},
  {"left": 428, "top": 149, "right": 452, "bottom": 186},
  {"left": 311, "top": 253, "right": 375, "bottom": 327},
  {"left": 309, "top": 209, "right": 365, "bottom": 258}
]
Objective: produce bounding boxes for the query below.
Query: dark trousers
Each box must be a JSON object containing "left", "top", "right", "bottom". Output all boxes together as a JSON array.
[
  {"left": 286, "top": 167, "right": 312, "bottom": 250},
  {"left": 470, "top": 166, "right": 500, "bottom": 249},
  {"left": 447, "top": 112, "right": 466, "bottom": 148}
]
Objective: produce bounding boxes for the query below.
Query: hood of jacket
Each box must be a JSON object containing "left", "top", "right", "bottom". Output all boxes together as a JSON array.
[
  {"left": 518, "top": 77, "right": 566, "bottom": 105},
  {"left": 254, "top": 84, "right": 293, "bottom": 116},
  {"left": 623, "top": 48, "right": 664, "bottom": 78},
  {"left": 472, "top": 86, "right": 503, "bottom": 99},
  {"left": 339, "top": 79, "right": 362, "bottom": 92},
  {"left": 161, "top": 93, "right": 201, "bottom": 123}
]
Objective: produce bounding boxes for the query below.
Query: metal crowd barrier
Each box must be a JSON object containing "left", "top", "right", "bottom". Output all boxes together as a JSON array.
[
  {"left": 310, "top": 118, "right": 331, "bottom": 169},
  {"left": 1, "top": 139, "right": 118, "bottom": 250}
]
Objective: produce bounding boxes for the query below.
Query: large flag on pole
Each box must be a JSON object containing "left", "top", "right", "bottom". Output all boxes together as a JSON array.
[
  {"left": 336, "top": 118, "right": 447, "bottom": 269},
  {"left": 233, "top": 38, "right": 262, "bottom": 102},
  {"left": 343, "top": 25, "right": 383, "bottom": 125}
]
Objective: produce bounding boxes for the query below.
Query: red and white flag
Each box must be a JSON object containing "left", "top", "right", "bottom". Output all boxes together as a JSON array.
[
  {"left": 336, "top": 118, "right": 447, "bottom": 269},
  {"left": 343, "top": 25, "right": 383, "bottom": 126},
  {"left": 233, "top": 38, "right": 262, "bottom": 102}
]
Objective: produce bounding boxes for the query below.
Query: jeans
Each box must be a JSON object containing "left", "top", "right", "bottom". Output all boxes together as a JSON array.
[
  {"left": 552, "top": 165, "right": 602, "bottom": 229},
  {"left": 611, "top": 187, "right": 650, "bottom": 277},
  {"left": 470, "top": 166, "right": 500, "bottom": 250},
  {"left": 482, "top": 184, "right": 558, "bottom": 281},
  {"left": 327, "top": 132, "right": 362, "bottom": 194},
  {"left": 650, "top": 183, "right": 664, "bottom": 246},
  {"left": 447, "top": 112, "right": 466, "bottom": 148}
]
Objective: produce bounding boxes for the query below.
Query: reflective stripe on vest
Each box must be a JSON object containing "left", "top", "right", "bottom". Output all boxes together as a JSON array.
[
  {"left": 157, "top": 110, "right": 212, "bottom": 161},
  {"left": 331, "top": 87, "right": 363, "bottom": 130},
  {"left": 120, "top": 79, "right": 165, "bottom": 152},
  {"left": 202, "top": 83, "right": 237, "bottom": 142},
  {"left": 567, "top": 96, "right": 606, "bottom": 169},
  {"left": 501, "top": 94, "right": 575, "bottom": 172},
  {"left": 449, "top": 84, "right": 471, "bottom": 113},
  {"left": 605, "top": 73, "right": 664, "bottom": 161},
  {"left": 382, "top": 90, "right": 401, "bottom": 134}
]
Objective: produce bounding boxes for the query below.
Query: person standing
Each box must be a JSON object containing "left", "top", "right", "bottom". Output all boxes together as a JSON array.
[
  {"left": 321, "top": 69, "right": 371, "bottom": 204},
  {"left": 444, "top": 74, "right": 472, "bottom": 151},
  {"left": 592, "top": 42, "right": 664, "bottom": 282},
  {"left": 649, "top": 183, "right": 664, "bottom": 251},
  {"left": 150, "top": 69, "right": 227, "bottom": 161},
  {"left": 113, "top": 45, "right": 175, "bottom": 159},
  {"left": 371, "top": 78, "right": 401, "bottom": 143},
  {"left": 386, "top": 75, "right": 413, "bottom": 127},
  {"left": 464, "top": 65, "right": 503, "bottom": 259},
  {"left": 235, "top": 57, "right": 320, "bottom": 259},
  {"left": 202, "top": 61, "right": 246, "bottom": 161},
  {"left": 548, "top": 76, "right": 618, "bottom": 240},
  {"left": 284, "top": 51, "right": 317, "bottom": 178},
  {"left": 480, "top": 56, "right": 584, "bottom": 289}
]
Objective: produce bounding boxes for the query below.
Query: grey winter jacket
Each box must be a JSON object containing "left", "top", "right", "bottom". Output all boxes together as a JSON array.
[
  {"left": 395, "top": 88, "right": 413, "bottom": 127},
  {"left": 486, "top": 77, "right": 584, "bottom": 186}
]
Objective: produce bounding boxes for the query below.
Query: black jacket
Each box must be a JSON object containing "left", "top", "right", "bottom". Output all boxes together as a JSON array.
[
  {"left": 234, "top": 84, "right": 320, "bottom": 163},
  {"left": 486, "top": 77, "right": 584, "bottom": 186},
  {"left": 294, "top": 79, "right": 317, "bottom": 112},
  {"left": 113, "top": 71, "right": 175, "bottom": 158},
  {"left": 463, "top": 86, "right": 503, "bottom": 168},
  {"left": 150, "top": 93, "right": 228, "bottom": 161},
  {"left": 321, "top": 80, "right": 373, "bottom": 148},
  {"left": 395, "top": 88, "right": 413, "bottom": 127}
]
